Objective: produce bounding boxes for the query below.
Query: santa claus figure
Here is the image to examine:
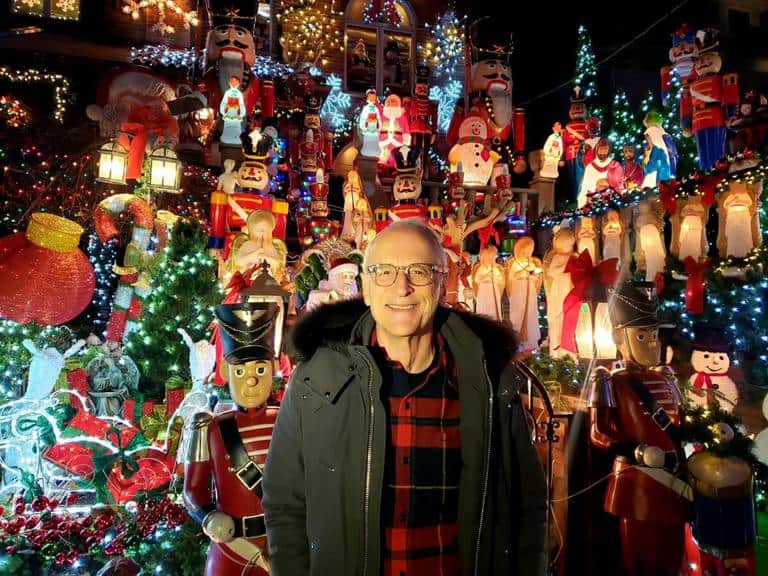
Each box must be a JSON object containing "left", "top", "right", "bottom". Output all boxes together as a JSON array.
[
  {"left": 378, "top": 93, "right": 411, "bottom": 166},
  {"left": 183, "top": 301, "right": 281, "bottom": 576},
  {"left": 579, "top": 139, "right": 624, "bottom": 207},
  {"left": 448, "top": 114, "right": 500, "bottom": 185},
  {"left": 687, "top": 326, "right": 739, "bottom": 412}
]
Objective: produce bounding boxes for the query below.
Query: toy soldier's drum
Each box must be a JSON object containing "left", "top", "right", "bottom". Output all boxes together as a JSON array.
[{"left": 686, "top": 452, "right": 756, "bottom": 552}]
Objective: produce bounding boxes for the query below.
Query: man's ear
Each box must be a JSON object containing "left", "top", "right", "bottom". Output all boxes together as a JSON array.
[{"left": 361, "top": 272, "right": 371, "bottom": 306}]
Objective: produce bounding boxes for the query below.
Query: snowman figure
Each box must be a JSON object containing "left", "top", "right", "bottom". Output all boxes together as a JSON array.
[
  {"left": 687, "top": 327, "right": 739, "bottom": 412},
  {"left": 448, "top": 114, "right": 500, "bottom": 185}
]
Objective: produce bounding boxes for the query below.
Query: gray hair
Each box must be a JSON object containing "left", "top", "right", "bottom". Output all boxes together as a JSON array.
[{"left": 363, "top": 218, "right": 447, "bottom": 270}]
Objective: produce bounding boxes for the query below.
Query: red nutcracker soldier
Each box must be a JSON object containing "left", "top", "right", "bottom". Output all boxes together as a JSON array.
[
  {"left": 447, "top": 17, "right": 526, "bottom": 173},
  {"left": 183, "top": 301, "right": 281, "bottom": 576},
  {"left": 690, "top": 28, "right": 739, "bottom": 171},
  {"left": 303, "top": 93, "right": 332, "bottom": 171},
  {"left": 201, "top": 7, "right": 275, "bottom": 130},
  {"left": 405, "top": 65, "right": 437, "bottom": 171},
  {"left": 308, "top": 169, "right": 333, "bottom": 244},
  {"left": 564, "top": 86, "right": 588, "bottom": 202},
  {"left": 667, "top": 24, "right": 699, "bottom": 137},
  {"left": 208, "top": 130, "right": 288, "bottom": 256},
  {"left": 588, "top": 281, "right": 693, "bottom": 576},
  {"left": 388, "top": 145, "right": 428, "bottom": 225}
]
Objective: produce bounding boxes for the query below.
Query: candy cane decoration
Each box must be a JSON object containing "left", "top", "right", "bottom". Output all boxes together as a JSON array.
[{"left": 94, "top": 194, "right": 154, "bottom": 342}]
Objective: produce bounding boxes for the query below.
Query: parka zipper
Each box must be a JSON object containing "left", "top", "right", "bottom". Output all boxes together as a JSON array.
[
  {"left": 357, "top": 350, "right": 375, "bottom": 576},
  {"left": 474, "top": 360, "right": 493, "bottom": 576}
]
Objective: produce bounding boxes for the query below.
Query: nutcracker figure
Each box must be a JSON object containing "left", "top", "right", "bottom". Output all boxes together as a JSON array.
[
  {"left": 447, "top": 17, "right": 525, "bottom": 173},
  {"left": 388, "top": 145, "right": 428, "bottom": 224},
  {"left": 303, "top": 93, "right": 332, "bottom": 170},
  {"left": 690, "top": 28, "right": 739, "bottom": 171},
  {"left": 405, "top": 65, "right": 437, "bottom": 170},
  {"left": 588, "top": 281, "right": 692, "bottom": 576},
  {"left": 666, "top": 23, "right": 698, "bottom": 136},
  {"left": 208, "top": 130, "right": 288, "bottom": 257},
  {"left": 302, "top": 169, "right": 333, "bottom": 245},
  {"left": 203, "top": 2, "right": 275, "bottom": 141},
  {"left": 564, "top": 86, "right": 588, "bottom": 200},
  {"left": 183, "top": 301, "right": 281, "bottom": 575}
]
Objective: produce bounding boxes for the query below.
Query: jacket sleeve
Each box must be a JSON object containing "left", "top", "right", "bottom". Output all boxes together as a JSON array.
[
  {"left": 506, "top": 370, "right": 548, "bottom": 576},
  {"left": 263, "top": 368, "right": 310, "bottom": 576}
]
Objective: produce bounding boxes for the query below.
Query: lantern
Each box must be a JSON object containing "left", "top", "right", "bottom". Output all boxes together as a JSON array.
[
  {"left": 575, "top": 301, "right": 616, "bottom": 360},
  {"left": 148, "top": 145, "right": 181, "bottom": 192},
  {"left": 97, "top": 139, "right": 128, "bottom": 185}
]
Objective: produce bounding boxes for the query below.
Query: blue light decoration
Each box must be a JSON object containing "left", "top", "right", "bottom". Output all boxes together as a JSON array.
[
  {"left": 430, "top": 79, "right": 463, "bottom": 133},
  {"left": 320, "top": 74, "right": 352, "bottom": 139},
  {"left": 252, "top": 55, "right": 295, "bottom": 80},
  {"left": 418, "top": 10, "right": 466, "bottom": 78},
  {"left": 84, "top": 233, "right": 119, "bottom": 334},
  {"left": 130, "top": 45, "right": 200, "bottom": 68}
]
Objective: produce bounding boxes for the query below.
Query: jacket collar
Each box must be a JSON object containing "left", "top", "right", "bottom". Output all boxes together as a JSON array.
[{"left": 288, "top": 298, "right": 518, "bottom": 386}]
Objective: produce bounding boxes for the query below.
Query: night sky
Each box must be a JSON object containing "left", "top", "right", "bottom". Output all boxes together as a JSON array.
[{"left": 456, "top": 0, "right": 728, "bottom": 146}]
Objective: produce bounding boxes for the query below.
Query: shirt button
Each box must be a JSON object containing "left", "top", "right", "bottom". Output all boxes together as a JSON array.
[
  {"left": 402, "top": 456, "right": 409, "bottom": 464},
  {"left": 405, "top": 401, "right": 411, "bottom": 409},
  {"left": 400, "top": 513, "right": 407, "bottom": 523}
]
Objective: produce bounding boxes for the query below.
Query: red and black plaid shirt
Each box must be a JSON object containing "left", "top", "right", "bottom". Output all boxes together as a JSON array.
[{"left": 371, "top": 330, "right": 462, "bottom": 576}]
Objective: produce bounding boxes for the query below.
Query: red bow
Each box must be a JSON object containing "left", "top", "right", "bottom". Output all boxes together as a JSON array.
[
  {"left": 560, "top": 250, "right": 620, "bottom": 354},
  {"left": 683, "top": 256, "right": 709, "bottom": 314},
  {"left": 477, "top": 223, "right": 500, "bottom": 250},
  {"left": 698, "top": 173, "right": 725, "bottom": 207},
  {"left": 658, "top": 180, "right": 681, "bottom": 214}
]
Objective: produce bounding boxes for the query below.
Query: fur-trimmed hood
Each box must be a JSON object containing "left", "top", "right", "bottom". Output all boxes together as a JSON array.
[{"left": 287, "top": 298, "right": 519, "bottom": 375}]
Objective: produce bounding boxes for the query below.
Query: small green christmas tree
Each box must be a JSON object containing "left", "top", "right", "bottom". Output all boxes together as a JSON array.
[
  {"left": 573, "top": 25, "right": 604, "bottom": 123},
  {"left": 607, "top": 89, "right": 639, "bottom": 152},
  {"left": 124, "top": 219, "right": 222, "bottom": 399}
]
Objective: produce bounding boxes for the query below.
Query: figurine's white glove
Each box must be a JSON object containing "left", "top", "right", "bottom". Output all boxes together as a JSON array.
[{"left": 203, "top": 511, "right": 236, "bottom": 543}]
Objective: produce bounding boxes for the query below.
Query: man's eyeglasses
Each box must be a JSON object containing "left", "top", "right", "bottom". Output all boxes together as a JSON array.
[{"left": 365, "top": 263, "right": 444, "bottom": 287}]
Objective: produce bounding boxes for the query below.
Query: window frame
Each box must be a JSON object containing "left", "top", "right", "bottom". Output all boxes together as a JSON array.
[
  {"left": 343, "top": 0, "right": 416, "bottom": 96},
  {"left": 10, "top": 0, "right": 81, "bottom": 21}
]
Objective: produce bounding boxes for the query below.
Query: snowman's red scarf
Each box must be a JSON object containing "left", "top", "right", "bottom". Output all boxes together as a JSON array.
[
  {"left": 457, "top": 136, "right": 492, "bottom": 161},
  {"left": 691, "top": 370, "right": 729, "bottom": 389}
]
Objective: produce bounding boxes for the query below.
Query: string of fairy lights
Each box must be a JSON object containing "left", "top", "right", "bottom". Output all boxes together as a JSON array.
[{"left": 0, "top": 68, "right": 72, "bottom": 123}]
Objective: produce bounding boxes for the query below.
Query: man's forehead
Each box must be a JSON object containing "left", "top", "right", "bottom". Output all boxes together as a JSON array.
[{"left": 369, "top": 230, "right": 436, "bottom": 260}]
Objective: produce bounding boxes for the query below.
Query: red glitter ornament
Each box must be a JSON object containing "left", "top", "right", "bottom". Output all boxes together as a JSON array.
[{"left": 0, "top": 213, "right": 94, "bottom": 325}]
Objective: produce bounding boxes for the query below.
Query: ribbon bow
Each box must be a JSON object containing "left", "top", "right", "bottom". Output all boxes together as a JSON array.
[
  {"left": 93, "top": 426, "right": 141, "bottom": 481},
  {"left": 560, "top": 251, "right": 620, "bottom": 354},
  {"left": 683, "top": 256, "right": 710, "bottom": 314},
  {"left": 658, "top": 180, "right": 681, "bottom": 214},
  {"left": 698, "top": 173, "right": 726, "bottom": 207},
  {"left": 457, "top": 136, "right": 492, "bottom": 161}
]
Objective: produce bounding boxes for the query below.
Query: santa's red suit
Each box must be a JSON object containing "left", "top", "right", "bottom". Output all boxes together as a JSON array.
[
  {"left": 184, "top": 406, "right": 278, "bottom": 575},
  {"left": 589, "top": 364, "right": 692, "bottom": 576}
]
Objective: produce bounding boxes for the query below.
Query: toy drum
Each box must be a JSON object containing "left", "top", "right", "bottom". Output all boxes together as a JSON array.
[{"left": 687, "top": 452, "right": 756, "bottom": 552}]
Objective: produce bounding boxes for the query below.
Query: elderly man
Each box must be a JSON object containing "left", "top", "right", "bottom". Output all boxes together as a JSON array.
[{"left": 263, "top": 219, "right": 547, "bottom": 576}]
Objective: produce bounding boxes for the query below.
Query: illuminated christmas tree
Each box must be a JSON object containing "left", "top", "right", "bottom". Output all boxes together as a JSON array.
[
  {"left": 573, "top": 25, "right": 604, "bottom": 123},
  {"left": 123, "top": 220, "right": 221, "bottom": 399},
  {"left": 607, "top": 89, "right": 639, "bottom": 151}
]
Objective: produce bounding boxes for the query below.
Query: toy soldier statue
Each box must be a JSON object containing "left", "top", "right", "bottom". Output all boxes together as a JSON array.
[
  {"left": 183, "top": 302, "right": 281, "bottom": 575},
  {"left": 588, "top": 281, "right": 692, "bottom": 576}
]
